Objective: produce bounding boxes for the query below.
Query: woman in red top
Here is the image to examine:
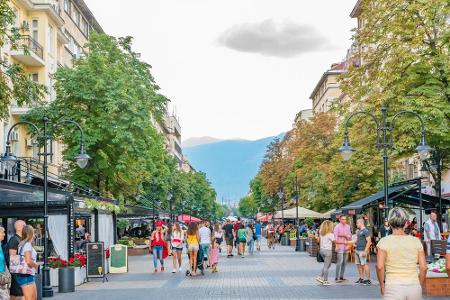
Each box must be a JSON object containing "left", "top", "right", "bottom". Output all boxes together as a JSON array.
[{"left": 151, "top": 220, "right": 167, "bottom": 273}]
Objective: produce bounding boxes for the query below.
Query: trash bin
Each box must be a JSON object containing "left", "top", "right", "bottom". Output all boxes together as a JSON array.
[
  {"left": 298, "top": 238, "right": 306, "bottom": 252},
  {"left": 58, "top": 268, "right": 75, "bottom": 293},
  {"left": 281, "top": 235, "right": 288, "bottom": 246}
]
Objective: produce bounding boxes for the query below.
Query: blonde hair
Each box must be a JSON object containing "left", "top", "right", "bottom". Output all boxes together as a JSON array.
[
  {"left": 319, "top": 220, "right": 333, "bottom": 236},
  {"left": 21, "top": 225, "right": 35, "bottom": 244},
  {"left": 388, "top": 207, "right": 408, "bottom": 229}
]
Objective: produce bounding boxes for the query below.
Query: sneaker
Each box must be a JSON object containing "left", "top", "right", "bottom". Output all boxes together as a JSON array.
[
  {"left": 335, "top": 278, "right": 343, "bottom": 283},
  {"left": 363, "top": 280, "right": 371, "bottom": 286},
  {"left": 322, "top": 280, "right": 331, "bottom": 286},
  {"left": 154, "top": 268, "right": 158, "bottom": 273},
  {"left": 241, "top": 255, "right": 245, "bottom": 258},
  {"left": 161, "top": 266, "right": 165, "bottom": 272},
  {"left": 355, "top": 278, "right": 364, "bottom": 284},
  {"left": 179, "top": 267, "right": 182, "bottom": 273},
  {"left": 340, "top": 278, "right": 348, "bottom": 282},
  {"left": 316, "top": 276, "right": 324, "bottom": 284},
  {"left": 172, "top": 269, "right": 177, "bottom": 273}
]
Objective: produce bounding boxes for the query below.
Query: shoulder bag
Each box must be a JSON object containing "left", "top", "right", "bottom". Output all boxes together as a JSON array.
[{"left": 9, "top": 243, "right": 34, "bottom": 275}]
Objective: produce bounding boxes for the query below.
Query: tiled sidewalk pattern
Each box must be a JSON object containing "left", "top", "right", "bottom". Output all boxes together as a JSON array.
[{"left": 52, "top": 240, "right": 424, "bottom": 300}]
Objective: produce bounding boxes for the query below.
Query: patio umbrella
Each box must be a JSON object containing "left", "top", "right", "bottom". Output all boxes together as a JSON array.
[
  {"left": 226, "top": 216, "right": 238, "bottom": 222},
  {"left": 177, "top": 214, "right": 202, "bottom": 223}
]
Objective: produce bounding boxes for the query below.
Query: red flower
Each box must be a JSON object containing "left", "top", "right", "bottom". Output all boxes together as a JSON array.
[{"left": 105, "top": 249, "right": 110, "bottom": 259}]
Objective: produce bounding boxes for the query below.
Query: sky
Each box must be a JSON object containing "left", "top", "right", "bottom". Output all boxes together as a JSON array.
[{"left": 84, "top": 0, "right": 357, "bottom": 141}]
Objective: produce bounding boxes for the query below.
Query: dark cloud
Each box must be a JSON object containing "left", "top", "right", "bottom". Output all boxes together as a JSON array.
[{"left": 218, "top": 19, "right": 331, "bottom": 58}]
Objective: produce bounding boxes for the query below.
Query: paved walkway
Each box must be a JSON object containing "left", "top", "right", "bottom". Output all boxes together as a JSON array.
[{"left": 52, "top": 241, "right": 420, "bottom": 300}]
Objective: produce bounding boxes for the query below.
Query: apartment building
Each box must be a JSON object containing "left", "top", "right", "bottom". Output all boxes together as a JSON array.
[
  {"left": 309, "top": 62, "right": 347, "bottom": 114},
  {"left": 152, "top": 108, "right": 184, "bottom": 170},
  {"left": 0, "top": 0, "right": 103, "bottom": 178}
]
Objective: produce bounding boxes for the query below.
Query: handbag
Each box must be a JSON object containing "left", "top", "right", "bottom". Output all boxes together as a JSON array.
[
  {"left": 0, "top": 265, "right": 11, "bottom": 287},
  {"left": 316, "top": 251, "right": 324, "bottom": 263},
  {"left": 9, "top": 244, "right": 34, "bottom": 275}
]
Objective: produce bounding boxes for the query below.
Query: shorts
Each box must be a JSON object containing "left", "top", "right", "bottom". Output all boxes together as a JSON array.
[
  {"left": 226, "top": 236, "right": 233, "bottom": 246},
  {"left": 172, "top": 246, "right": 183, "bottom": 252},
  {"left": 256, "top": 235, "right": 262, "bottom": 242},
  {"left": 10, "top": 274, "right": 24, "bottom": 296},
  {"left": 188, "top": 244, "right": 199, "bottom": 251},
  {"left": 15, "top": 274, "right": 35, "bottom": 287},
  {"left": 200, "top": 244, "right": 210, "bottom": 258},
  {"left": 355, "top": 250, "right": 367, "bottom": 265},
  {"left": 239, "top": 238, "right": 247, "bottom": 244}
]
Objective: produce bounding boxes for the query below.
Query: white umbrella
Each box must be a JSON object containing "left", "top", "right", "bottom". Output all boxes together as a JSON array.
[
  {"left": 274, "top": 206, "right": 324, "bottom": 219},
  {"left": 226, "top": 216, "right": 238, "bottom": 222}
]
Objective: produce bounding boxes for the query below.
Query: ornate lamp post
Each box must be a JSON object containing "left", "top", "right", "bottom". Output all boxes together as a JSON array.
[
  {"left": 277, "top": 189, "right": 284, "bottom": 224},
  {"left": 339, "top": 107, "right": 432, "bottom": 222},
  {"left": 2, "top": 117, "right": 90, "bottom": 298}
]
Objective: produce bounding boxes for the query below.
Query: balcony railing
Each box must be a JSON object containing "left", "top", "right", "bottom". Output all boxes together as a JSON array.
[{"left": 18, "top": 35, "right": 44, "bottom": 60}]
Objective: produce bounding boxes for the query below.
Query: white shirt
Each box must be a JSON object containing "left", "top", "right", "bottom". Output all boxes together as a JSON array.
[
  {"left": 320, "top": 233, "right": 335, "bottom": 251},
  {"left": 424, "top": 219, "right": 441, "bottom": 241},
  {"left": 199, "top": 227, "right": 211, "bottom": 245},
  {"left": 20, "top": 242, "right": 37, "bottom": 275}
]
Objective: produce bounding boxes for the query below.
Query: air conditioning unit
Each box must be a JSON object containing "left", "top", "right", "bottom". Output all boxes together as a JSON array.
[
  {"left": 26, "top": 139, "right": 34, "bottom": 147},
  {"left": 10, "top": 130, "right": 19, "bottom": 142}
]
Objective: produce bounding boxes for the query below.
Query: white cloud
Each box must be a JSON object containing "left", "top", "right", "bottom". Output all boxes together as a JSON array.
[{"left": 218, "top": 19, "right": 332, "bottom": 58}]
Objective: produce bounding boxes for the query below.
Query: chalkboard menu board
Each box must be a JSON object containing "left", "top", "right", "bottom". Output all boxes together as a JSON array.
[{"left": 86, "top": 242, "right": 105, "bottom": 279}]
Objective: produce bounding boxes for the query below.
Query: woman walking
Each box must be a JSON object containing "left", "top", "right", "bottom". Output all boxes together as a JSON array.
[
  {"left": 0, "top": 225, "right": 11, "bottom": 300},
  {"left": 171, "top": 223, "right": 184, "bottom": 273},
  {"left": 237, "top": 224, "right": 248, "bottom": 258},
  {"left": 150, "top": 220, "right": 167, "bottom": 273},
  {"left": 210, "top": 236, "right": 220, "bottom": 273},
  {"left": 165, "top": 222, "right": 172, "bottom": 257},
  {"left": 213, "top": 224, "right": 223, "bottom": 253},
  {"left": 377, "top": 207, "right": 427, "bottom": 300},
  {"left": 186, "top": 222, "right": 200, "bottom": 276},
  {"left": 317, "top": 220, "right": 335, "bottom": 286},
  {"left": 16, "top": 225, "right": 39, "bottom": 300},
  {"left": 246, "top": 224, "right": 255, "bottom": 255}
]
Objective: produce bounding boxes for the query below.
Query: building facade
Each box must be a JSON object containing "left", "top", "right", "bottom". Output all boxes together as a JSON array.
[{"left": 0, "top": 0, "right": 103, "bottom": 178}]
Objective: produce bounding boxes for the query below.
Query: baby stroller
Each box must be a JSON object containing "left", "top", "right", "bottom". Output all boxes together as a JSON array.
[{"left": 185, "top": 246, "right": 204, "bottom": 276}]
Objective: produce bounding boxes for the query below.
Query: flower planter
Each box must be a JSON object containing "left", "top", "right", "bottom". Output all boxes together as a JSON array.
[
  {"left": 58, "top": 268, "right": 75, "bottom": 293},
  {"left": 74, "top": 267, "right": 86, "bottom": 286},
  {"left": 50, "top": 268, "right": 59, "bottom": 287}
]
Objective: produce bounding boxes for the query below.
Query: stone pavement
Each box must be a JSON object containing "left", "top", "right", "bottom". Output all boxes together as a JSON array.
[{"left": 52, "top": 241, "right": 433, "bottom": 300}]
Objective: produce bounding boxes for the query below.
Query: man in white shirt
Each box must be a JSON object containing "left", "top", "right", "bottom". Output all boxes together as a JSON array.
[
  {"left": 424, "top": 211, "right": 441, "bottom": 258},
  {"left": 199, "top": 221, "right": 211, "bottom": 267}
]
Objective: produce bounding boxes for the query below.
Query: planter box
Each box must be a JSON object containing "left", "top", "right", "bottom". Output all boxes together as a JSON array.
[
  {"left": 50, "top": 268, "right": 59, "bottom": 287},
  {"left": 74, "top": 267, "right": 86, "bottom": 286},
  {"left": 128, "top": 247, "right": 148, "bottom": 256},
  {"left": 290, "top": 239, "right": 297, "bottom": 247},
  {"left": 423, "top": 273, "right": 450, "bottom": 297}
]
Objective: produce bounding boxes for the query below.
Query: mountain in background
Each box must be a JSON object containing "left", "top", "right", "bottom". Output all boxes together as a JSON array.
[
  {"left": 183, "top": 133, "right": 284, "bottom": 204},
  {"left": 182, "top": 136, "right": 224, "bottom": 148}
]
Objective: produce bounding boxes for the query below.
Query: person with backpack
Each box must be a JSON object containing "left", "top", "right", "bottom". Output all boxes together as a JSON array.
[
  {"left": 254, "top": 221, "right": 262, "bottom": 251},
  {"left": 6, "top": 220, "right": 25, "bottom": 300}
]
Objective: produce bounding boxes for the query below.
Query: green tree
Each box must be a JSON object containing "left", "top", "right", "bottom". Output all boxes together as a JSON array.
[
  {"left": 0, "top": 0, "right": 46, "bottom": 118},
  {"left": 238, "top": 195, "right": 257, "bottom": 218},
  {"left": 25, "top": 33, "right": 168, "bottom": 200},
  {"left": 341, "top": 0, "right": 450, "bottom": 174}
]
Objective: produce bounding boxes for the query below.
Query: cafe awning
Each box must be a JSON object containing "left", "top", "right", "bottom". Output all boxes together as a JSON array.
[
  {"left": 274, "top": 206, "right": 324, "bottom": 219},
  {"left": 340, "top": 178, "right": 450, "bottom": 215}
]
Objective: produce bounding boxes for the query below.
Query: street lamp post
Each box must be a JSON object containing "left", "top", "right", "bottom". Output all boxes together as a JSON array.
[
  {"left": 277, "top": 190, "right": 284, "bottom": 224},
  {"left": 2, "top": 117, "right": 90, "bottom": 298},
  {"left": 339, "top": 107, "right": 432, "bottom": 221},
  {"left": 167, "top": 192, "right": 173, "bottom": 223}
]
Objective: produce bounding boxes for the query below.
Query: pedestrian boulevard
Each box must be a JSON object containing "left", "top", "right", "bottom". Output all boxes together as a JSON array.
[{"left": 53, "top": 240, "right": 388, "bottom": 300}]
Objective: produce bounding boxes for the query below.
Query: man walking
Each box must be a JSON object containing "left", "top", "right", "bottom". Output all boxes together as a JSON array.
[
  {"left": 333, "top": 215, "right": 351, "bottom": 283},
  {"left": 6, "top": 220, "right": 26, "bottom": 300},
  {"left": 255, "top": 220, "right": 262, "bottom": 251},
  {"left": 199, "top": 221, "right": 211, "bottom": 268},
  {"left": 424, "top": 211, "right": 441, "bottom": 258},
  {"left": 233, "top": 217, "right": 241, "bottom": 255},
  {"left": 223, "top": 220, "right": 234, "bottom": 257},
  {"left": 355, "top": 218, "right": 371, "bottom": 285}
]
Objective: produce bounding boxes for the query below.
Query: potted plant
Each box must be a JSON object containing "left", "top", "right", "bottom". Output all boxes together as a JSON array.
[
  {"left": 49, "top": 254, "right": 87, "bottom": 293},
  {"left": 70, "top": 254, "right": 87, "bottom": 286},
  {"left": 49, "top": 257, "right": 62, "bottom": 287}
]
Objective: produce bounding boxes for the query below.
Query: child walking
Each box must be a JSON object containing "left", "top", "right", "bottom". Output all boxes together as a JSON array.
[{"left": 210, "top": 237, "right": 220, "bottom": 273}]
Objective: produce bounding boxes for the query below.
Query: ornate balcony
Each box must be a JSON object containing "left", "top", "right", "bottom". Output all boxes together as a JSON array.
[{"left": 10, "top": 35, "right": 45, "bottom": 66}]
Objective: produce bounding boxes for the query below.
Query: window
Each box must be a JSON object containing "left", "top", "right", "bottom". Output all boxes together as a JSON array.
[
  {"left": 81, "top": 18, "right": 89, "bottom": 36},
  {"left": 47, "top": 25, "right": 54, "bottom": 55},
  {"left": 64, "top": 0, "right": 71, "bottom": 14},
  {"left": 73, "top": 8, "right": 80, "bottom": 26},
  {"left": 31, "top": 20, "right": 38, "bottom": 42},
  {"left": 13, "top": 7, "right": 19, "bottom": 28},
  {"left": 30, "top": 73, "right": 38, "bottom": 82}
]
